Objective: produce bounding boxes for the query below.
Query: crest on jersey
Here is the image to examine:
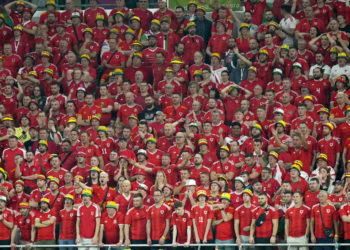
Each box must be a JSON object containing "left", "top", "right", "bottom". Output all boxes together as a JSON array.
[
  {"left": 160, "top": 210, "right": 164, "bottom": 214},
  {"left": 300, "top": 210, "right": 304, "bottom": 214}
]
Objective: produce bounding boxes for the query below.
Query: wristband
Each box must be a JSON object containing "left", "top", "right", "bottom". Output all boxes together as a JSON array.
[
  {"left": 335, "top": 234, "right": 339, "bottom": 237},
  {"left": 161, "top": 236, "right": 166, "bottom": 240}
]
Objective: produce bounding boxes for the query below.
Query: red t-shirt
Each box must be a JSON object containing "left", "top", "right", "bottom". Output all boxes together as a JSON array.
[
  {"left": 191, "top": 204, "right": 214, "bottom": 240},
  {"left": 77, "top": 202, "right": 101, "bottom": 239},
  {"left": 252, "top": 206, "right": 279, "bottom": 238},
  {"left": 146, "top": 203, "right": 172, "bottom": 240},
  {"left": 114, "top": 193, "right": 133, "bottom": 215},
  {"left": 339, "top": 203, "right": 350, "bottom": 240},
  {"left": 171, "top": 210, "right": 192, "bottom": 243},
  {"left": 125, "top": 206, "right": 149, "bottom": 240},
  {"left": 101, "top": 211, "right": 124, "bottom": 243},
  {"left": 311, "top": 203, "right": 337, "bottom": 239},
  {"left": 0, "top": 208, "right": 14, "bottom": 240},
  {"left": 235, "top": 204, "right": 257, "bottom": 236},
  {"left": 207, "top": 33, "right": 231, "bottom": 57},
  {"left": 15, "top": 211, "right": 35, "bottom": 242},
  {"left": 304, "top": 190, "right": 320, "bottom": 209},
  {"left": 35, "top": 210, "right": 56, "bottom": 241},
  {"left": 214, "top": 205, "right": 235, "bottom": 240},
  {"left": 285, "top": 205, "right": 311, "bottom": 237},
  {"left": 59, "top": 208, "right": 77, "bottom": 240},
  {"left": 117, "top": 104, "right": 143, "bottom": 125}
]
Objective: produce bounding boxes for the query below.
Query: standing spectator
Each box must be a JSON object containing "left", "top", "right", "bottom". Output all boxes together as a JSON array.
[
  {"left": 310, "top": 190, "right": 338, "bottom": 249},
  {"left": 249, "top": 193, "right": 278, "bottom": 250},
  {"left": 0, "top": 196, "right": 14, "bottom": 248},
  {"left": 98, "top": 201, "right": 124, "bottom": 248},
  {"left": 171, "top": 201, "right": 192, "bottom": 248},
  {"left": 214, "top": 193, "right": 235, "bottom": 250},
  {"left": 59, "top": 194, "right": 77, "bottom": 250},
  {"left": 191, "top": 190, "right": 214, "bottom": 248},
  {"left": 124, "top": 193, "right": 148, "bottom": 249},
  {"left": 146, "top": 190, "right": 171, "bottom": 248},
  {"left": 235, "top": 189, "right": 256, "bottom": 247},
  {"left": 285, "top": 191, "right": 310, "bottom": 250},
  {"left": 76, "top": 189, "right": 101, "bottom": 250},
  {"left": 34, "top": 198, "right": 56, "bottom": 250}
]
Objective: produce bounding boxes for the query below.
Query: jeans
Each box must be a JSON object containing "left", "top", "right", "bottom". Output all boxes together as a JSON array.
[
  {"left": 314, "top": 238, "right": 333, "bottom": 250},
  {"left": 151, "top": 239, "right": 171, "bottom": 250},
  {"left": 255, "top": 237, "right": 272, "bottom": 250},
  {"left": 215, "top": 238, "right": 235, "bottom": 250},
  {"left": 0, "top": 240, "right": 11, "bottom": 250},
  {"left": 59, "top": 239, "right": 75, "bottom": 250}
]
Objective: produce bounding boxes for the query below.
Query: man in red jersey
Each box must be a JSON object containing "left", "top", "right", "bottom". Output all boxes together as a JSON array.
[
  {"left": 191, "top": 190, "right": 214, "bottom": 247},
  {"left": 99, "top": 201, "right": 124, "bottom": 248},
  {"left": 8, "top": 179, "right": 29, "bottom": 212},
  {"left": 76, "top": 189, "right": 101, "bottom": 250},
  {"left": 206, "top": 20, "right": 231, "bottom": 57},
  {"left": 124, "top": 193, "right": 148, "bottom": 249},
  {"left": 235, "top": 189, "right": 256, "bottom": 246},
  {"left": 43, "top": 177, "right": 64, "bottom": 232},
  {"left": 58, "top": 194, "right": 77, "bottom": 248},
  {"left": 304, "top": 178, "right": 321, "bottom": 209},
  {"left": 76, "top": 131, "right": 103, "bottom": 168},
  {"left": 117, "top": 92, "right": 143, "bottom": 125},
  {"left": 2, "top": 43, "right": 22, "bottom": 77},
  {"left": 29, "top": 175, "right": 49, "bottom": 209},
  {"left": 167, "top": 132, "right": 192, "bottom": 164},
  {"left": 15, "top": 151, "right": 39, "bottom": 191},
  {"left": 181, "top": 22, "right": 205, "bottom": 65},
  {"left": 171, "top": 201, "right": 192, "bottom": 248},
  {"left": 146, "top": 190, "right": 171, "bottom": 248},
  {"left": 210, "top": 146, "right": 235, "bottom": 184},
  {"left": 0, "top": 196, "right": 14, "bottom": 247},
  {"left": 249, "top": 193, "right": 278, "bottom": 250},
  {"left": 340, "top": 189, "right": 350, "bottom": 244},
  {"left": 317, "top": 123, "right": 341, "bottom": 169},
  {"left": 11, "top": 202, "right": 34, "bottom": 247},
  {"left": 213, "top": 192, "right": 235, "bottom": 247},
  {"left": 163, "top": 93, "right": 189, "bottom": 123},
  {"left": 46, "top": 154, "right": 68, "bottom": 185},
  {"left": 310, "top": 191, "right": 338, "bottom": 248},
  {"left": 77, "top": 93, "right": 102, "bottom": 130},
  {"left": 2, "top": 135, "right": 26, "bottom": 181},
  {"left": 285, "top": 191, "right": 310, "bottom": 250},
  {"left": 59, "top": 140, "right": 77, "bottom": 171},
  {"left": 34, "top": 198, "right": 56, "bottom": 250}
]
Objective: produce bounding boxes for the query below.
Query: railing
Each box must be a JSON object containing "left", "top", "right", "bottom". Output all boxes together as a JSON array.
[{"left": 0, "top": 243, "right": 347, "bottom": 249}]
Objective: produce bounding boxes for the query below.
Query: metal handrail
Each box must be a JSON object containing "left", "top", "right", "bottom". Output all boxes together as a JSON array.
[{"left": 1, "top": 243, "right": 346, "bottom": 248}]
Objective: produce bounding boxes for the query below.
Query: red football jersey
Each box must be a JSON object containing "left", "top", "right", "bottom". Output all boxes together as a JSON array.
[
  {"left": 101, "top": 211, "right": 124, "bottom": 243},
  {"left": 311, "top": 203, "right": 337, "bottom": 239},
  {"left": 234, "top": 204, "right": 257, "bottom": 236},
  {"left": 59, "top": 208, "right": 77, "bottom": 240},
  {"left": 252, "top": 206, "right": 278, "bottom": 238},
  {"left": 35, "top": 210, "right": 56, "bottom": 241},
  {"left": 147, "top": 203, "right": 172, "bottom": 240},
  {"left": 125, "top": 206, "right": 149, "bottom": 240},
  {"left": 191, "top": 204, "right": 214, "bottom": 240},
  {"left": 171, "top": 210, "right": 192, "bottom": 243},
  {"left": 214, "top": 206, "right": 235, "bottom": 240},
  {"left": 339, "top": 203, "right": 350, "bottom": 240},
  {"left": 77, "top": 203, "right": 101, "bottom": 239},
  {"left": 285, "top": 205, "right": 310, "bottom": 237},
  {"left": 0, "top": 208, "right": 14, "bottom": 240}
]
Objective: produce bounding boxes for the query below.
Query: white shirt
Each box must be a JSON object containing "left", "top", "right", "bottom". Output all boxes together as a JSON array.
[
  {"left": 330, "top": 64, "right": 350, "bottom": 79},
  {"left": 279, "top": 15, "right": 298, "bottom": 46}
]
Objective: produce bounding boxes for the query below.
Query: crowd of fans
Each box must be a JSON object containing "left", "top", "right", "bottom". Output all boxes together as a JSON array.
[{"left": 0, "top": 0, "right": 350, "bottom": 249}]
